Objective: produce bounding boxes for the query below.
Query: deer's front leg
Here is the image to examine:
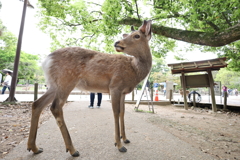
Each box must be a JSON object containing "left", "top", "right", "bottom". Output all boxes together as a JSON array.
[
  {"left": 50, "top": 98, "right": 79, "bottom": 157},
  {"left": 120, "top": 94, "right": 130, "bottom": 144},
  {"left": 111, "top": 91, "right": 127, "bottom": 152}
]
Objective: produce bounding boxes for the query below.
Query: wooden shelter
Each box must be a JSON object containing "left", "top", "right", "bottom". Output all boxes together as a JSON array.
[{"left": 167, "top": 57, "right": 228, "bottom": 111}]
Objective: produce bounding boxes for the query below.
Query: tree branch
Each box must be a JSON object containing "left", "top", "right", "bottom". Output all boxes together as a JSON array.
[
  {"left": 134, "top": 0, "right": 140, "bottom": 19},
  {"left": 153, "top": 11, "right": 221, "bottom": 31},
  {"left": 205, "top": 21, "right": 220, "bottom": 31},
  {"left": 56, "top": 18, "right": 101, "bottom": 27},
  {"left": 87, "top": 2, "right": 102, "bottom": 7},
  {"left": 152, "top": 23, "right": 240, "bottom": 47},
  {"left": 90, "top": 11, "right": 102, "bottom": 15},
  {"left": 66, "top": 34, "right": 95, "bottom": 46},
  {"left": 118, "top": 18, "right": 240, "bottom": 47},
  {"left": 221, "top": 12, "right": 232, "bottom": 27}
]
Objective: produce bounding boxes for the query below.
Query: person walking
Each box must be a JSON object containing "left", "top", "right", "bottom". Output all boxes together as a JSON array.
[
  {"left": 235, "top": 88, "right": 238, "bottom": 96},
  {"left": 88, "top": 92, "right": 102, "bottom": 109},
  {"left": 1, "top": 72, "right": 12, "bottom": 94},
  {"left": 222, "top": 85, "right": 228, "bottom": 97},
  {"left": 163, "top": 81, "right": 167, "bottom": 96}
]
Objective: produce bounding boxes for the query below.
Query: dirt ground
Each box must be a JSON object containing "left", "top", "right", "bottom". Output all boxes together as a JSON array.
[
  {"left": 128, "top": 104, "right": 240, "bottom": 160},
  {"left": 0, "top": 102, "right": 52, "bottom": 159},
  {"left": 0, "top": 102, "right": 240, "bottom": 160}
]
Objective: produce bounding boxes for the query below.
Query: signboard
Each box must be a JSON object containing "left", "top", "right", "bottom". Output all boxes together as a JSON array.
[
  {"left": 181, "top": 74, "right": 209, "bottom": 88},
  {"left": 214, "top": 81, "right": 221, "bottom": 95},
  {"left": 166, "top": 81, "right": 173, "bottom": 99}
]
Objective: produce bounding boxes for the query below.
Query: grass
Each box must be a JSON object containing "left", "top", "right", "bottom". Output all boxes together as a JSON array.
[{"left": 134, "top": 108, "right": 154, "bottom": 113}]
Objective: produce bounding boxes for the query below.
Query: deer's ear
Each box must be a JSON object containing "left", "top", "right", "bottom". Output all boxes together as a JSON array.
[
  {"left": 139, "top": 20, "right": 152, "bottom": 41},
  {"left": 123, "top": 34, "right": 128, "bottom": 38}
]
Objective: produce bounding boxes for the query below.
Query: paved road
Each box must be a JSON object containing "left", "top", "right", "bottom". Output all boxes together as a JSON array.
[{"left": 2, "top": 101, "right": 215, "bottom": 160}]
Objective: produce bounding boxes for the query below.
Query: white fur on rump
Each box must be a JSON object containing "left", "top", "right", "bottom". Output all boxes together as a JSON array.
[{"left": 42, "top": 57, "right": 53, "bottom": 87}]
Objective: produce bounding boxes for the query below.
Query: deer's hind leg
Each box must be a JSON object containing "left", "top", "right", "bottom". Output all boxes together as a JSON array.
[
  {"left": 50, "top": 92, "right": 79, "bottom": 157},
  {"left": 27, "top": 89, "right": 55, "bottom": 154}
]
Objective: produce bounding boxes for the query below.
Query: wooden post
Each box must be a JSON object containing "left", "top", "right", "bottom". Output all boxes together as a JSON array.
[
  {"left": 8, "top": 0, "right": 28, "bottom": 102},
  {"left": 132, "top": 90, "right": 134, "bottom": 101},
  {"left": 223, "top": 91, "right": 227, "bottom": 110},
  {"left": 207, "top": 69, "right": 217, "bottom": 112},
  {"left": 181, "top": 72, "right": 188, "bottom": 110},
  {"left": 151, "top": 88, "right": 153, "bottom": 101},
  {"left": 34, "top": 83, "right": 38, "bottom": 101},
  {"left": 169, "top": 89, "right": 173, "bottom": 103},
  {"left": 193, "top": 91, "right": 196, "bottom": 108}
]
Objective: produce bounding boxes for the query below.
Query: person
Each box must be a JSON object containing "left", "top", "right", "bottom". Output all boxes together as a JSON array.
[
  {"left": 1, "top": 72, "right": 12, "bottom": 94},
  {"left": 222, "top": 85, "right": 228, "bottom": 97},
  {"left": 0, "top": 73, "right": 2, "bottom": 84},
  {"left": 153, "top": 82, "right": 159, "bottom": 92},
  {"left": 144, "top": 80, "right": 150, "bottom": 97},
  {"left": 235, "top": 88, "right": 238, "bottom": 96},
  {"left": 228, "top": 88, "right": 232, "bottom": 95},
  {"left": 44, "top": 84, "right": 48, "bottom": 90},
  {"left": 163, "top": 81, "right": 167, "bottom": 96},
  {"left": 88, "top": 92, "right": 102, "bottom": 109}
]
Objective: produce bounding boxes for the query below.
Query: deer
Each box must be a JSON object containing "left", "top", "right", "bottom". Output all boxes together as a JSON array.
[{"left": 27, "top": 20, "right": 152, "bottom": 157}]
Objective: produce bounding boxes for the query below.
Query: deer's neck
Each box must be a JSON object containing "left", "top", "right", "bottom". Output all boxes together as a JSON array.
[{"left": 132, "top": 50, "right": 152, "bottom": 82}]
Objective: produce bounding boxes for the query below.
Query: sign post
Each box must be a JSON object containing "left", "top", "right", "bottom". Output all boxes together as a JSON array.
[{"left": 214, "top": 81, "right": 221, "bottom": 104}]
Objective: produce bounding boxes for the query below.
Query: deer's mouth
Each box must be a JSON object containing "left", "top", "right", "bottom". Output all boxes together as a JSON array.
[
  {"left": 115, "top": 46, "right": 124, "bottom": 52},
  {"left": 114, "top": 42, "right": 124, "bottom": 52}
]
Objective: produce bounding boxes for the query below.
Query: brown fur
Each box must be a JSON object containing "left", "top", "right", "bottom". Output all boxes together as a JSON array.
[{"left": 27, "top": 20, "right": 152, "bottom": 156}]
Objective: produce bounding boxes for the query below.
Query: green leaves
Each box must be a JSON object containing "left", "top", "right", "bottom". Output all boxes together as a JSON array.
[
  {"left": 215, "top": 68, "right": 240, "bottom": 89},
  {"left": 35, "top": 0, "right": 240, "bottom": 71},
  {"left": 0, "top": 21, "right": 40, "bottom": 81}
]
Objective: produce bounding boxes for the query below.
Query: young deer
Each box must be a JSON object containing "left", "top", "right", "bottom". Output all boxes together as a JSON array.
[{"left": 27, "top": 20, "right": 152, "bottom": 157}]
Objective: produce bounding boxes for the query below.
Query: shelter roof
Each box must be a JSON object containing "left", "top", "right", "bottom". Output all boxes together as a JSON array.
[{"left": 167, "top": 57, "right": 227, "bottom": 74}]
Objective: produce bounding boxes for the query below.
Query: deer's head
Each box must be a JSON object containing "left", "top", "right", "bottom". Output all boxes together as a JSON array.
[{"left": 114, "top": 20, "right": 152, "bottom": 56}]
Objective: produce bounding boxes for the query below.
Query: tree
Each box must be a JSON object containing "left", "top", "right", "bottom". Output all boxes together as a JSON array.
[
  {"left": 36, "top": 0, "right": 240, "bottom": 70},
  {"left": 0, "top": 2, "right": 3, "bottom": 36},
  {"left": 150, "top": 57, "right": 169, "bottom": 82},
  {"left": 0, "top": 29, "right": 18, "bottom": 69},
  {"left": 215, "top": 68, "right": 240, "bottom": 90},
  {"left": 0, "top": 23, "right": 40, "bottom": 82},
  {"left": 18, "top": 53, "right": 39, "bottom": 84}
]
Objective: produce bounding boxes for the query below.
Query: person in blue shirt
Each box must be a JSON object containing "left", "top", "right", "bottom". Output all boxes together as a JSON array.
[{"left": 153, "top": 82, "right": 159, "bottom": 92}]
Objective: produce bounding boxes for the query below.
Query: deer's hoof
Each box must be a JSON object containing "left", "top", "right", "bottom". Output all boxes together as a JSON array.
[
  {"left": 119, "top": 146, "right": 127, "bottom": 152},
  {"left": 33, "top": 148, "right": 43, "bottom": 154},
  {"left": 124, "top": 139, "right": 130, "bottom": 144},
  {"left": 71, "top": 151, "right": 80, "bottom": 157}
]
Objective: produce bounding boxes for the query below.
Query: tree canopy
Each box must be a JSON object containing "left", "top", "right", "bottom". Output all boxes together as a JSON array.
[
  {"left": 0, "top": 23, "right": 40, "bottom": 82},
  {"left": 215, "top": 68, "right": 240, "bottom": 89},
  {"left": 35, "top": 0, "right": 240, "bottom": 70}
]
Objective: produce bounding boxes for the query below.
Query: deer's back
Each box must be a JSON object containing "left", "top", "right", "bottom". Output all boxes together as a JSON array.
[{"left": 43, "top": 47, "right": 139, "bottom": 93}]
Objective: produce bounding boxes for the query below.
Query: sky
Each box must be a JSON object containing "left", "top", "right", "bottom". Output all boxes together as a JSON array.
[
  {"left": 0, "top": 0, "right": 218, "bottom": 64},
  {"left": 0, "top": 0, "right": 51, "bottom": 57}
]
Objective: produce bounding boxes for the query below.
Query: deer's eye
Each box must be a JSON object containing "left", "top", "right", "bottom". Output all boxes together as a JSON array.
[{"left": 134, "top": 35, "right": 140, "bottom": 39}]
